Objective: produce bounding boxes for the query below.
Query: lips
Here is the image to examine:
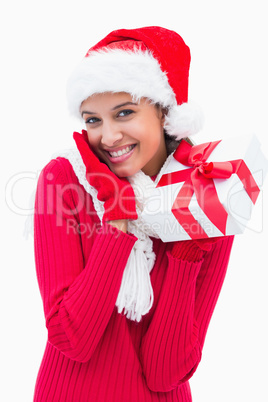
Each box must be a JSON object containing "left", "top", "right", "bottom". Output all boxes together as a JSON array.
[{"left": 104, "top": 144, "right": 137, "bottom": 164}]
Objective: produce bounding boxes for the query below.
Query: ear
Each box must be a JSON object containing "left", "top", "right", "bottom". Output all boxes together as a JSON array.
[
  {"left": 160, "top": 107, "right": 168, "bottom": 125},
  {"left": 154, "top": 103, "right": 168, "bottom": 126}
]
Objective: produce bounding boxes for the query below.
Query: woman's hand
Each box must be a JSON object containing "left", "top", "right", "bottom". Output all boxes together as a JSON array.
[
  {"left": 171, "top": 237, "right": 220, "bottom": 262},
  {"left": 73, "top": 131, "right": 138, "bottom": 225}
]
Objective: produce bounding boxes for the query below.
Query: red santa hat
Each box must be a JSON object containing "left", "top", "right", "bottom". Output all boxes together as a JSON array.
[{"left": 66, "top": 26, "right": 204, "bottom": 140}]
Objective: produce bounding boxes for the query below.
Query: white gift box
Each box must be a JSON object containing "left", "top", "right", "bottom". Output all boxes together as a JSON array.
[{"left": 141, "top": 134, "right": 268, "bottom": 242}]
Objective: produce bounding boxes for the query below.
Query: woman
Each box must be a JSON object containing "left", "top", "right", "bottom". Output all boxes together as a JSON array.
[{"left": 33, "top": 26, "right": 234, "bottom": 401}]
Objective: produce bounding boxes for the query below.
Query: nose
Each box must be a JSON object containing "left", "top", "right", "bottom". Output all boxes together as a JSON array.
[{"left": 100, "top": 121, "right": 123, "bottom": 147}]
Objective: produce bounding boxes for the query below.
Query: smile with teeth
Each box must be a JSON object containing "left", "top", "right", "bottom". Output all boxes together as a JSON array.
[{"left": 108, "top": 144, "right": 136, "bottom": 158}]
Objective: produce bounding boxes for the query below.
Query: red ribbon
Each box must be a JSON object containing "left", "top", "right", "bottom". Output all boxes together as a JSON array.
[{"left": 157, "top": 140, "right": 260, "bottom": 239}]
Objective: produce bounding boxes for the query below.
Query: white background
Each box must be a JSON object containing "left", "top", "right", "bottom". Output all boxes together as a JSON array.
[{"left": 1, "top": 0, "right": 268, "bottom": 401}]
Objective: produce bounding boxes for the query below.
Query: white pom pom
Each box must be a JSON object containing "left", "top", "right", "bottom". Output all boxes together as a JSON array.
[{"left": 164, "top": 101, "right": 204, "bottom": 140}]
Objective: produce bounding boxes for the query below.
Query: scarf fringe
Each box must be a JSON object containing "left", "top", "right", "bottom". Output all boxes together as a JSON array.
[{"left": 116, "top": 228, "right": 156, "bottom": 322}]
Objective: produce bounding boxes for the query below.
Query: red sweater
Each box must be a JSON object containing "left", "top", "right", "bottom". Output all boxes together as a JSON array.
[{"left": 33, "top": 157, "right": 234, "bottom": 402}]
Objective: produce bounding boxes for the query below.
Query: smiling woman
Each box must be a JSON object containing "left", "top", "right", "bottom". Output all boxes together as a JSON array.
[
  {"left": 32, "top": 26, "right": 234, "bottom": 402},
  {"left": 80, "top": 93, "right": 167, "bottom": 177}
]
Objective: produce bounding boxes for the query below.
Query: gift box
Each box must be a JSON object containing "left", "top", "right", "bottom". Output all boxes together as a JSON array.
[{"left": 141, "top": 134, "right": 268, "bottom": 241}]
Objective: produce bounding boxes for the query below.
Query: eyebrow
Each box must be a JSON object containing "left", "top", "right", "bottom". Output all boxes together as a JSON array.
[
  {"left": 112, "top": 101, "right": 138, "bottom": 110},
  {"left": 81, "top": 102, "right": 138, "bottom": 116}
]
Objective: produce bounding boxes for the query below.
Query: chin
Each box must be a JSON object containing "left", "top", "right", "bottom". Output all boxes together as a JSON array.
[{"left": 112, "top": 166, "right": 138, "bottom": 178}]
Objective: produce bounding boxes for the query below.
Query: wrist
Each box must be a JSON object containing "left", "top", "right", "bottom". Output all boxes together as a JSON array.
[{"left": 107, "top": 219, "right": 128, "bottom": 233}]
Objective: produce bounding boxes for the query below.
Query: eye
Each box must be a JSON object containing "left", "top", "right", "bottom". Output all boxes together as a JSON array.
[
  {"left": 85, "top": 117, "right": 101, "bottom": 124},
  {"left": 117, "top": 109, "right": 134, "bottom": 117}
]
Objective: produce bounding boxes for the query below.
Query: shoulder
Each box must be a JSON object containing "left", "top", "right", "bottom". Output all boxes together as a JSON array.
[
  {"left": 36, "top": 156, "right": 90, "bottom": 214},
  {"left": 39, "top": 156, "right": 80, "bottom": 187}
]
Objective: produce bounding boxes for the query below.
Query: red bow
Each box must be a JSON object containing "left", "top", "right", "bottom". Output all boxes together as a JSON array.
[{"left": 157, "top": 140, "right": 260, "bottom": 239}]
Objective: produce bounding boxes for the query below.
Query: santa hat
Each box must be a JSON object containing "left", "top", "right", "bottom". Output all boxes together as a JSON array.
[{"left": 66, "top": 26, "right": 204, "bottom": 141}]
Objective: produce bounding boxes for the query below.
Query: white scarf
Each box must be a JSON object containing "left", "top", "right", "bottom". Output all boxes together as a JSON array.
[{"left": 52, "top": 147, "right": 175, "bottom": 322}]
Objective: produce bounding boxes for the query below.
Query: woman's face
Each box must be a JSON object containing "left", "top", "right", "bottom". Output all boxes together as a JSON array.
[{"left": 80, "top": 92, "right": 167, "bottom": 177}]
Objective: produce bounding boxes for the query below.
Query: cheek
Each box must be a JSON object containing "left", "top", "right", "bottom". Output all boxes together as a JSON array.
[
  {"left": 85, "top": 132, "right": 102, "bottom": 158},
  {"left": 86, "top": 131, "right": 99, "bottom": 149},
  {"left": 141, "top": 139, "right": 159, "bottom": 157},
  {"left": 144, "top": 127, "right": 164, "bottom": 151}
]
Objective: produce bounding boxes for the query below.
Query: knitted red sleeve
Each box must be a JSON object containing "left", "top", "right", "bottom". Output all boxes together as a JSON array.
[
  {"left": 34, "top": 158, "right": 137, "bottom": 363},
  {"left": 140, "top": 235, "right": 234, "bottom": 392}
]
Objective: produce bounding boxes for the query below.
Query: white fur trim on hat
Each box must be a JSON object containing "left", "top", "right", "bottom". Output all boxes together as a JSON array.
[
  {"left": 66, "top": 48, "right": 203, "bottom": 139},
  {"left": 164, "top": 101, "right": 204, "bottom": 140},
  {"left": 67, "top": 48, "right": 176, "bottom": 115}
]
